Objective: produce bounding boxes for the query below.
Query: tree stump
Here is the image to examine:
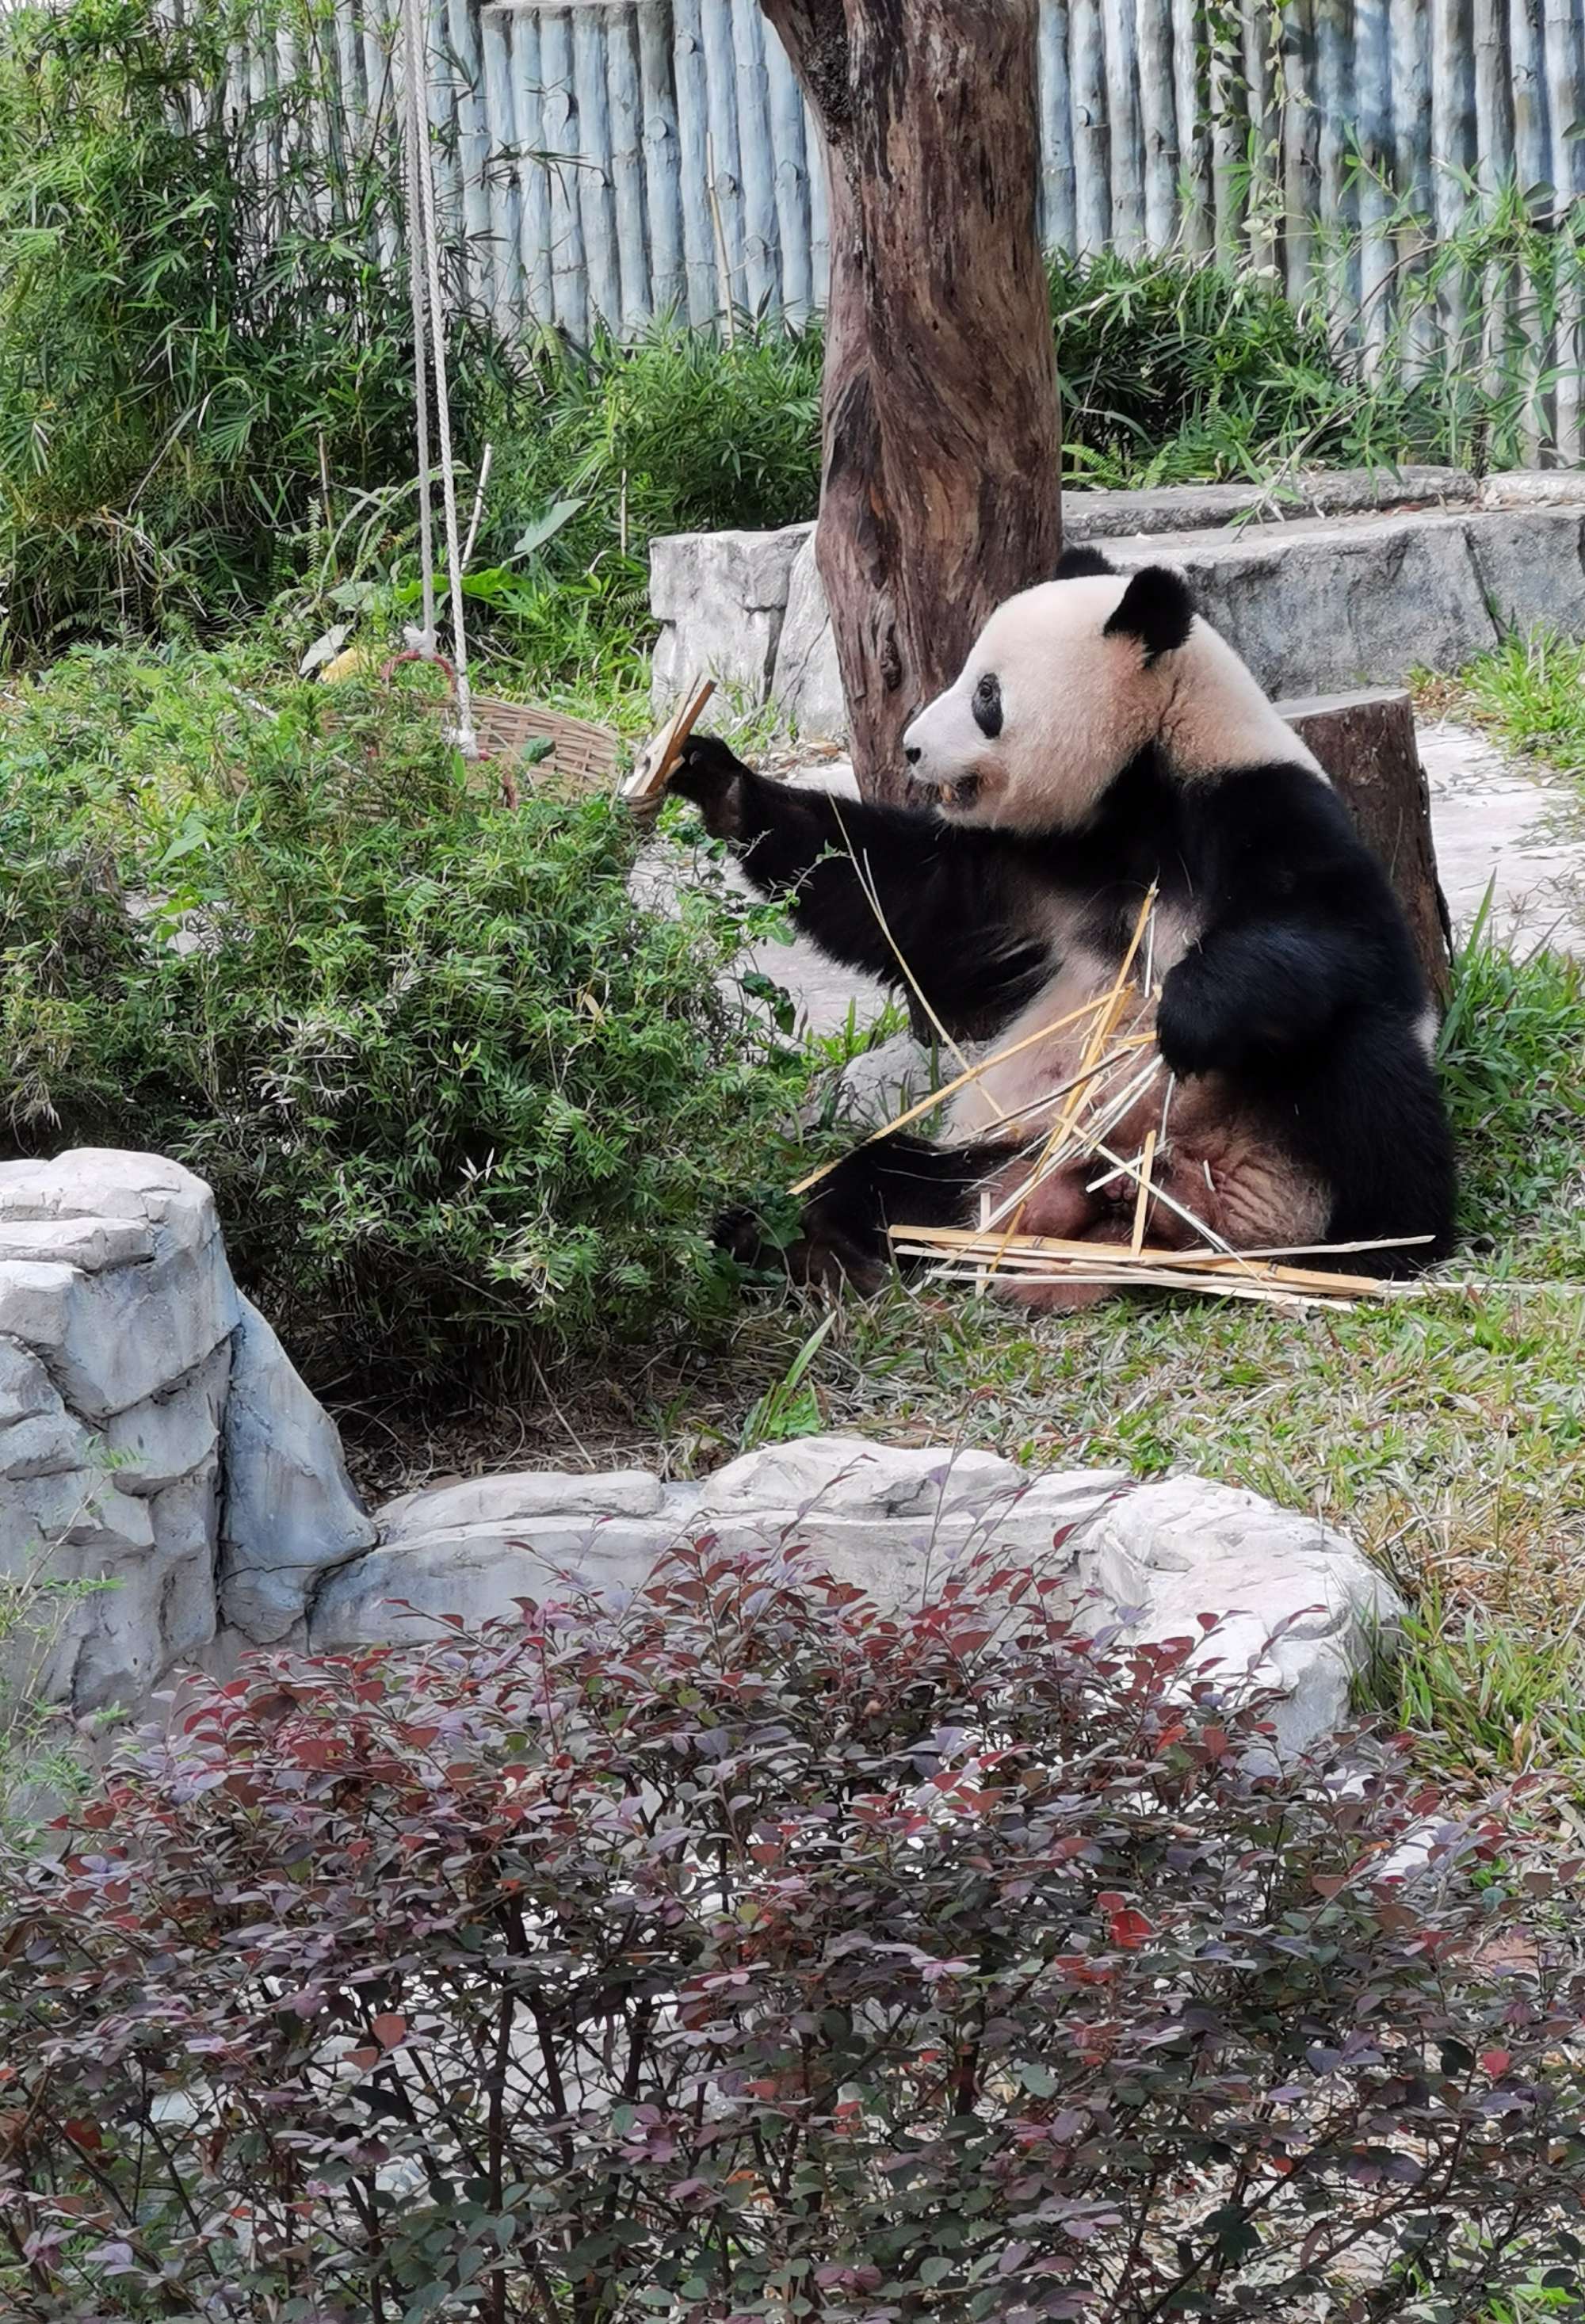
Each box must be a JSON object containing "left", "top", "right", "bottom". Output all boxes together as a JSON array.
[
  {"left": 760, "top": 0, "right": 1063, "bottom": 804},
  {"left": 1276, "top": 687, "right": 1453, "bottom": 1009}
]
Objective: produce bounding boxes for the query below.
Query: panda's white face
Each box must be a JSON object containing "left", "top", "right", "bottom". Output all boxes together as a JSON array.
[
  {"left": 901, "top": 576, "right": 1165, "bottom": 832},
  {"left": 901, "top": 560, "right": 1320, "bottom": 834}
]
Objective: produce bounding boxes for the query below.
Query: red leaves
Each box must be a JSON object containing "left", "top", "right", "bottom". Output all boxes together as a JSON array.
[
  {"left": 1094, "top": 1891, "right": 1153, "bottom": 1949},
  {"left": 0, "top": 1545, "right": 1575, "bottom": 2320},
  {"left": 1104, "top": 1905, "right": 1153, "bottom": 1951}
]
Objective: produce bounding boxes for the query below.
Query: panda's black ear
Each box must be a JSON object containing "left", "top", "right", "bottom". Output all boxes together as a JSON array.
[
  {"left": 1053, "top": 543, "right": 1113, "bottom": 581},
  {"left": 1103, "top": 564, "right": 1195, "bottom": 663}
]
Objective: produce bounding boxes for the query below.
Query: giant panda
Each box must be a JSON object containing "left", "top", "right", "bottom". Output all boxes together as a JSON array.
[{"left": 668, "top": 546, "right": 1457, "bottom": 1303}]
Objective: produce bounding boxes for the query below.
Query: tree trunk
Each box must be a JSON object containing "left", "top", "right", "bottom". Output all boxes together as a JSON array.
[
  {"left": 762, "top": 0, "right": 1064, "bottom": 802},
  {"left": 1277, "top": 686, "right": 1453, "bottom": 1009}
]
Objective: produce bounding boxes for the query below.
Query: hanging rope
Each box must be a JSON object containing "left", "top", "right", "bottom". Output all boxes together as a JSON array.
[
  {"left": 397, "top": 0, "right": 476, "bottom": 754},
  {"left": 399, "top": 0, "right": 434, "bottom": 656}
]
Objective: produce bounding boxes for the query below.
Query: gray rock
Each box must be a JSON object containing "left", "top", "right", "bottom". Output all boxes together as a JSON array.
[
  {"left": 0, "top": 1216, "right": 155, "bottom": 1270},
  {"left": 1107, "top": 511, "right": 1502, "bottom": 697},
  {"left": 650, "top": 522, "right": 810, "bottom": 708},
  {"left": 651, "top": 482, "right": 1585, "bottom": 733},
  {"left": 1, "top": 1340, "right": 90, "bottom": 1484},
  {"left": 1480, "top": 467, "right": 1585, "bottom": 509},
  {"left": 690, "top": 1437, "right": 1026, "bottom": 1517},
  {"left": 1, "top": 1151, "right": 376, "bottom": 1712},
  {"left": 0, "top": 1263, "right": 74, "bottom": 1350},
  {"left": 380, "top": 1467, "right": 666, "bottom": 1540},
  {"left": 319, "top": 1437, "right": 1391, "bottom": 1760},
  {"left": 310, "top": 1517, "right": 682, "bottom": 1648},
  {"left": 1067, "top": 465, "right": 1476, "bottom": 540},
  {"left": 1079, "top": 1475, "right": 1397, "bottom": 1760},
  {"left": 0, "top": 1154, "right": 1402, "bottom": 1766},
  {"left": 103, "top": 1345, "right": 230, "bottom": 1497},
  {"left": 219, "top": 1298, "right": 377, "bottom": 1644},
  {"left": 1464, "top": 508, "right": 1585, "bottom": 639},
  {"left": 0, "top": 1154, "right": 239, "bottom": 1712},
  {"left": 0, "top": 1153, "right": 241, "bottom": 1424},
  {"left": 831, "top": 1031, "right": 940, "bottom": 1128},
  {"left": 772, "top": 530, "right": 846, "bottom": 738}
]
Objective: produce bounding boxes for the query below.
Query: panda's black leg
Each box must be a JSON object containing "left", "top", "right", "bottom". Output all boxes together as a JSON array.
[{"left": 721, "top": 1133, "right": 1029, "bottom": 1292}]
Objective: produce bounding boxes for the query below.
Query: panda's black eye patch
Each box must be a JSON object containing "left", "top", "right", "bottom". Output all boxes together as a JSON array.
[{"left": 972, "top": 672, "right": 1003, "bottom": 738}]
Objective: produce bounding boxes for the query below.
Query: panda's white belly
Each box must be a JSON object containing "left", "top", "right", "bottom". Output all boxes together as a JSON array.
[{"left": 949, "top": 900, "right": 1199, "bottom": 1140}]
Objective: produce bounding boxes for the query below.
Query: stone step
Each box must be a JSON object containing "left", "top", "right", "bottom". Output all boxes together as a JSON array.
[{"left": 649, "top": 469, "right": 1585, "bottom": 739}]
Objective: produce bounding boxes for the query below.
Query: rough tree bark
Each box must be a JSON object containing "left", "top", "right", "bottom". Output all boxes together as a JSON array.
[
  {"left": 761, "top": 0, "right": 1064, "bottom": 802},
  {"left": 1278, "top": 687, "right": 1453, "bottom": 1009}
]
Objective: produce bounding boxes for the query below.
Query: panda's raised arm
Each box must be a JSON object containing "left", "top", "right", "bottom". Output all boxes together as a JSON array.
[
  {"left": 1155, "top": 763, "right": 1428, "bottom": 1077},
  {"left": 668, "top": 735, "right": 1048, "bottom": 1021}
]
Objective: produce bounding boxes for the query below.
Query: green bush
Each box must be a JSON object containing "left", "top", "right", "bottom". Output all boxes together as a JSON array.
[
  {"left": 0, "top": 0, "right": 508, "bottom": 658},
  {"left": 0, "top": 646, "right": 809, "bottom": 1389},
  {"left": 0, "top": 0, "right": 1566, "bottom": 685},
  {"left": 411, "top": 320, "right": 825, "bottom": 699},
  {"left": 1048, "top": 247, "right": 1357, "bottom": 485}
]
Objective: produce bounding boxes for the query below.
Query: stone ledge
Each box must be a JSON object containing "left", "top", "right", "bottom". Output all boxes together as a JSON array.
[
  {"left": 648, "top": 470, "right": 1585, "bottom": 737},
  {"left": 3, "top": 1157, "right": 1400, "bottom": 1767},
  {"left": 311, "top": 1435, "right": 1400, "bottom": 1761},
  {"left": 1, "top": 1151, "right": 373, "bottom": 1711}
]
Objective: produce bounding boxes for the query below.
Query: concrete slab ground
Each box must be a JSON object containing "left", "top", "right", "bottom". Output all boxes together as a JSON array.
[{"left": 1419, "top": 722, "right": 1585, "bottom": 955}]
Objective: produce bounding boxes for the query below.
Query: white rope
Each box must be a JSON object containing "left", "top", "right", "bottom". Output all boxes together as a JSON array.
[
  {"left": 399, "top": 0, "right": 477, "bottom": 754},
  {"left": 399, "top": 0, "right": 434, "bottom": 654}
]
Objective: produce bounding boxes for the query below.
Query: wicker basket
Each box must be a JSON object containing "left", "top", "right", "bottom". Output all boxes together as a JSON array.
[{"left": 383, "top": 652, "right": 624, "bottom": 796}]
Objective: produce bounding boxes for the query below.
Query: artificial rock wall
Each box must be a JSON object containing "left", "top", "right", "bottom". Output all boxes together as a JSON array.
[
  {"left": 650, "top": 469, "right": 1585, "bottom": 735},
  {"left": 2, "top": 1151, "right": 1400, "bottom": 1760}
]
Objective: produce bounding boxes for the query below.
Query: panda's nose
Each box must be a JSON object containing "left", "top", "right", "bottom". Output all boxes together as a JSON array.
[{"left": 904, "top": 743, "right": 921, "bottom": 765}]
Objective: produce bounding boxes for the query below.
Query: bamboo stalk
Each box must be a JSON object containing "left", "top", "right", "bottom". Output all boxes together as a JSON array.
[
  {"left": 624, "top": 676, "right": 715, "bottom": 804},
  {"left": 897, "top": 1258, "right": 1359, "bottom": 1313},
  {"left": 1130, "top": 1130, "right": 1158, "bottom": 1255},
  {"left": 789, "top": 987, "right": 1125, "bottom": 1196},
  {"left": 977, "top": 1050, "right": 1164, "bottom": 1235},
  {"left": 987, "top": 888, "right": 1158, "bottom": 1259},
  {"left": 884, "top": 1223, "right": 1416, "bottom": 1299}
]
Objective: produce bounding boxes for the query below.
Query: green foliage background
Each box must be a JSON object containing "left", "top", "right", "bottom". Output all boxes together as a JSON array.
[{"left": 0, "top": 647, "right": 810, "bottom": 1387}]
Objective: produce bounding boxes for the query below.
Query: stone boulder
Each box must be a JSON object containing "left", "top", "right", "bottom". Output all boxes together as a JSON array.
[
  {"left": 771, "top": 529, "right": 846, "bottom": 740},
  {"left": 2, "top": 1154, "right": 1400, "bottom": 1767},
  {"left": 650, "top": 522, "right": 811, "bottom": 708},
  {"left": 315, "top": 1437, "right": 1400, "bottom": 1760},
  {"left": 218, "top": 1299, "right": 376, "bottom": 1645},
  {"left": 647, "top": 471, "right": 1585, "bottom": 733},
  {"left": 0, "top": 1151, "right": 372, "bottom": 1712}
]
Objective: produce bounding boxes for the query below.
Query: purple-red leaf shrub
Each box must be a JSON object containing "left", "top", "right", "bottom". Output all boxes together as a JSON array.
[{"left": 1, "top": 1546, "right": 1583, "bottom": 2322}]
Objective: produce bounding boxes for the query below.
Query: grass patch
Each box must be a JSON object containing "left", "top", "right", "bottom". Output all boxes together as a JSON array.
[{"left": 1438, "top": 627, "right": 1585, "bottom": 785}]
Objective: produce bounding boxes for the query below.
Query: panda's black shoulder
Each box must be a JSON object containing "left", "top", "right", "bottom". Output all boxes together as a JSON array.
[
  {"left": 1186, "top": 756, "right": 1415, "bottom": 932},
  {"left": 1190, "top": 758, "right": 1373, "bottom": 863}
]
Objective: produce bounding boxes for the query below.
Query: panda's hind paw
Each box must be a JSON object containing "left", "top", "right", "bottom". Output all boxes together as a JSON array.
[{"left": 713, "top": 1200, "right": 883, "bottom": 1295}]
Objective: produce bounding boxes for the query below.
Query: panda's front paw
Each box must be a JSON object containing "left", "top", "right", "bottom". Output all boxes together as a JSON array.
[
  {"left": 669, "top": 733, "right": 751, "bottom": 840},
  {"left": 1155, "top": 962, "right": 1244, "bottom": 1078}
]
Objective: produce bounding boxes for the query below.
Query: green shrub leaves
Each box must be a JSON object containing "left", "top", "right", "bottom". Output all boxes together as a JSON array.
[{"left": 0, "top": 647, "right": 808, "bottom": 1388}]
